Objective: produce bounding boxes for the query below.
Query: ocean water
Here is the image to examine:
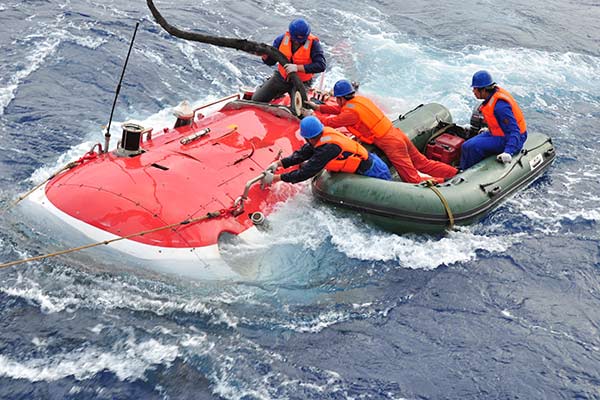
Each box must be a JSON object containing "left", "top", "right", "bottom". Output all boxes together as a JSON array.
[{"left": 1, "top": 0, "right": 599, "bottom": 399}]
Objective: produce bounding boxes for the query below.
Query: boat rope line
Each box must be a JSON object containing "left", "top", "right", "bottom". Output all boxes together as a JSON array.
[
  {"left": 479, "top": 138, "right": 554, "bottom": 191},
  {"left": 424, "top": 179, "right": 455, "bottom": 229},
  {"left": 0, "top": 207, "right": 233, "bottom": 270},
  {"left": 1, "top": 145, "right": 102, "bottom": 215}
]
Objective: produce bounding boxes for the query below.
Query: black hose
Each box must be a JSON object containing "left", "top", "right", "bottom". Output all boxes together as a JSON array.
[{"left": 145, "top": 0, "right": 307, "bottom": 113}]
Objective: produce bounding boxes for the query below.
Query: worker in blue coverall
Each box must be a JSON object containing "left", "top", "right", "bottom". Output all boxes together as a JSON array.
[
  {"left": 459, "top": 70, "right": 528, "bottom": 170},
  {"left": 252, "top": 18, "right": 326, "bottom": 103},
  {"left": 260, "top": 116, "right": 391, "bottom": 187}
]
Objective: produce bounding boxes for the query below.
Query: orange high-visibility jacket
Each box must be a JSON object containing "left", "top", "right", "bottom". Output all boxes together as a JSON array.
[
  {"left": 277, "top": 32, "right": 318, "bottom": 82},
  {"left": 316, "top": 127, "right": 369, "bottom": 173},
  {"left": 480, "top": 87, "right": 527, "bottom": 137},
  {"left": 341, "top": 95, "right": 393, "bottom": 144}
]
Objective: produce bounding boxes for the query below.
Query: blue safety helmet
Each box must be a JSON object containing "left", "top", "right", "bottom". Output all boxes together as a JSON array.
[
  {"left": 333, "top": 79, "right": 355, "bottom": 97},
  {"left": 471, "top": 70, "right": 495, "bottom": 88},
  {"left": 300, "top": 116, "right": 324, "bottom": 139},
  {"left": 289, "top": 18, "right": 311, "bottom": 42}
]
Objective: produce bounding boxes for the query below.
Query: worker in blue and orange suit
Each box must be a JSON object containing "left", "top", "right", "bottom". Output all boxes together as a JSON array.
[
  {"left": 260, "top": 116, "right": 391, "bottom": 187},
  {"left": 252, "top": 18, "right": 326, "bottom": 103},
  {"left": 459, "top": 70, "right": 528, "bottom": 170},
  {"left": 305, "top": 79, "right": 457, "bottom": 184}
]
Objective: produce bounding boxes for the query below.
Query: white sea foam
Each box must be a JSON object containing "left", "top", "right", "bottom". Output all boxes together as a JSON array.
[
  {"left": 272, "top": 298, "right": 401, "bottom": 334},
  {"left": 0, "top": 282, "right": 80, "bottom": 314},
  {"left": 238, "top": 188, "right": 513, "bottom": 271},
  {"left": 0, "top": 268, "right": 245, "bottom": 331},
  {"left": 0, "top": 339, "right": 179, "bottom": 381},
  {"left": 29, "top": 141, "right": 97, "bottom": 184},
  {"left": 329, "top": 223, "right": 513, "bottom": 270},
  {"left": 176, "top": 41, "right": 209, "bottom": 74},
  {"left": 88, "top": 324, "right": 105, "bottom": 334},
  {"left": 31, "top": 336, "right": 47, "bottom": 348},
  {"left": 171, "top": 41, "right": 248, "bottom": 93},
  {"left": 0, "top": 33, "right": 59, "bottom": 115},
  {"left": 331, "top": 8, "right": 388, "bottom": 35},
  {"left": 280, "top": 310, "right": 349, "bottom": 333},
  {"left": 328, "top": 30, "right": 600, "bottom": 123},
  {"left": 561, "top": 208, "right": 600, "bottom": 222},
  {"left": 179, "top": 332, "right": 212, "bottom": 351}
]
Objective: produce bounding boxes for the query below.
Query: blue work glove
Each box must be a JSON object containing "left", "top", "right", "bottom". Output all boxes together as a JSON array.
[{"left": 496, "top": 152, "right": 512, "bottom": 164}]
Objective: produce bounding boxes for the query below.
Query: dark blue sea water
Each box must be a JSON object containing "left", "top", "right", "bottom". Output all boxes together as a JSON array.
[{"left": 1, "top": 0, "right": 600, "bottom": 399}]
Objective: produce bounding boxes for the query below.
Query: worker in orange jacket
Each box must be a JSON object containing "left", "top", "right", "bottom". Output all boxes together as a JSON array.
[
  {"left": 252, "top": 18, "right": 326, "bottom": 103},
  {"left": 261, "top": 116, "right": 391, "bottom": 187},
  {"left": 459, "top": 70, "right": 528, "bottom": 170},
  {"left": 307, "top": 79, "right": 457, "bottom": 184}
]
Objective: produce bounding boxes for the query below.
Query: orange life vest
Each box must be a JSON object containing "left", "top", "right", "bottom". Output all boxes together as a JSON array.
[
  {"left": 480, "top": 87, "right": 527, "bottom": 137},
  {"left": 277, "top": 32, "right": 318, "bottom": 82},
  {"left": 315, "top": 127, "right": 369, "bottom": 173},
  {"left": 341, "top": 95, "right": 393, "bottom": 144}
]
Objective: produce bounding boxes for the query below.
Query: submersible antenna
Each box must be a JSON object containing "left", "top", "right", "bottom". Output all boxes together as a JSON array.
[{"left": 104, "top": 22, "right": 139, "bottom": 153}]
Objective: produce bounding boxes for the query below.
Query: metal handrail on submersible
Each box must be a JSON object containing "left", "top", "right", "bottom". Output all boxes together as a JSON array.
[{"left": 232, "top": 173, "right": 267, "bottom": 216}]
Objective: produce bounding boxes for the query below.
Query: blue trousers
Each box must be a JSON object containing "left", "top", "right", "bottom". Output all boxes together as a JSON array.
[
  {"left": 363, "top": 153, "right": 392, "bottom": 180},
  {"left": 459, "top": 131, "right": 507, "bottom": 170}
]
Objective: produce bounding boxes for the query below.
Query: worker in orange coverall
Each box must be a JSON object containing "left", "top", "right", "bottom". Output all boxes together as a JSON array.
[{"left": 306, "top": 79, "right": 457, "bottom": 183}]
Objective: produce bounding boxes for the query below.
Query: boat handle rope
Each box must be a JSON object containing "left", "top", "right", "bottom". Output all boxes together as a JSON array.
[
  {"left": 479, "top": 138, "right": 554, "bottom": 191},
  {"left": 1, "top": 144, "right": 103, "bottom": 215},
  {"left": 0, "top": 207, "right": 232, "bottom": 270},
  {"left": 424, "top": 179, "right": 455, "bottom": 230}
]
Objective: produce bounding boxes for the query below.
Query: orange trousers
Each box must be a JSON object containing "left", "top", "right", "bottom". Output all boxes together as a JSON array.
[{"left": 373, "top": 127, "right": 457, "bottom": 184}]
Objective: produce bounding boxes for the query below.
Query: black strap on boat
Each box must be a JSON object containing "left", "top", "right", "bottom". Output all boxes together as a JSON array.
[
  {"left": 479, "top": 138, "right": 554, "bottom": 192},
  {"left": 479, "top": 154, "right": 523, "bottom": 193},
  {"left": 424, "top": 179, "right": 455, "bottom": 230},
  {"left": 398, "top": 104, "right": 424, "bottom": 121}
]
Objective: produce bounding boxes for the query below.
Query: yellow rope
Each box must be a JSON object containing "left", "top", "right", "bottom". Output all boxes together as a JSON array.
[
  {"left": 0, "top": 151, "right": 265, "bottom": 270},
  {"left": 424, "top": 179, "right": 454, "bottom": 230},
  {"left": 0, "top": 211, "right": 222, "bottom": 270}
]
